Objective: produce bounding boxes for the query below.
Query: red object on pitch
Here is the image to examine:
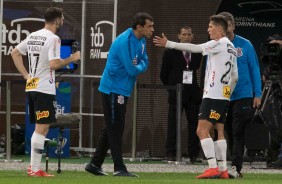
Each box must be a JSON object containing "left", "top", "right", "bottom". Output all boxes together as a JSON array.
[
  {"left": 196, "top": 167, "right": 221, "bottom": 179},
  {"left": 220, "top": 170, "right": 229, "bottom": 179},
  {"left": 28, "top": 169, "right": 54, "bottom": 177}
]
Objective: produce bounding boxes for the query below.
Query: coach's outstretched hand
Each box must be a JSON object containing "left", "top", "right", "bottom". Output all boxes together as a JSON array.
[{"left": 153, "top": 33, "right": 168, "bottom": 47}]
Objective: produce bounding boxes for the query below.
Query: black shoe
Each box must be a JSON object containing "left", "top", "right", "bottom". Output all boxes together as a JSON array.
[
  {"left": 167, "top": 156, "right": 176, "bottom": 161},
  {"left": 190, "top": 157, "right": 202, "bottom": 164},
  {"left": 85, "top": 163, "right": 108, "bottom": 176},
  {"left": 166, "top": 152, "right": 176, "bottom": 161},
  {"left": 228, "top": 166, "right": 243, "bottom": 179},
  {"left": 113, "top": 170, "right": 139, "bottom": 177},
  {"left": 269, "top": 158, "right": 282, "bottom": 169}
]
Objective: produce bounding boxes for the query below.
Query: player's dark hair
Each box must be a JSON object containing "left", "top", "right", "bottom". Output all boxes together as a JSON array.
[
  {"left": 210, "top": 14, "right": 228, "bottom": 33},
  {"left": 44, "top": 7, "right": 63, "bottom": 23}
]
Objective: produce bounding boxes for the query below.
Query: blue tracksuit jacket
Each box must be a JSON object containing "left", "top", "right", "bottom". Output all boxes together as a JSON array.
[
  {"left": 230, "top": 34, "right": 262, "bottom": 101},
  {"left": 98, "top": 28, "right": 149, "bottom": 97}
]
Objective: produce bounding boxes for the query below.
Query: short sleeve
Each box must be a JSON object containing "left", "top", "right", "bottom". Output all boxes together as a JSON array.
[
  {"left": 200, "top": 40, "right": 226, "bottom": 56},
  {"left": 48, "top": 36, "right": 61, "bottom": 61},
  {"left": 16, "top": 39, "right": 28, "bottom": 54}
]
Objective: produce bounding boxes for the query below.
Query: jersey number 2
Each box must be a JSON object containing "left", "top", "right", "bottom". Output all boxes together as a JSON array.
[{"left": 220, "top": 61, "right": 231, "bottom": 84}]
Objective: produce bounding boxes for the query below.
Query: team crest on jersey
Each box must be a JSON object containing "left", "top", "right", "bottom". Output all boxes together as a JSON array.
[
  {"left": 223, "top": 86, "right": 231, "bottom": 98},
  {"left": 36, "top": 110, "right": 50, "bottom": 120},
  {"left": 117, "top": 95, "right": 124, "bottom": 104},
  {"left": 209, "top": 110, "right": 221, "bottom": 120},
  {"left": 26, "top": 78, "right": 39, "bottom": 90},
  {"left": 236, "top": 47, "right": 243, "bottom": 57}
]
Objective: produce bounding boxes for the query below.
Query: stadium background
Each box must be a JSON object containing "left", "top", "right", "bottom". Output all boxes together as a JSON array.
[{"left": 0, "top": 0, "right": 281, "bottom": 157}]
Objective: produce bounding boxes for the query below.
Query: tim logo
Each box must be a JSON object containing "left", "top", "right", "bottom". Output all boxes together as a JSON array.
[
  {"left": 52, "top": 138, "right": 68, "bottom": 155},
  {"left": 209, "top": 111, "right": 221, "bottom": 120},
  {"left": 90, "top": 20, "right": 114, "bottom": 59}
]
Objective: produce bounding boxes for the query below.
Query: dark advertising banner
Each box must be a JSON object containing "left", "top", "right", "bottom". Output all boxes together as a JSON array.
[
  {"left": 84, "top": 1, "right": 115, "bottom": 75},
  {"left": 2, "top": 2, "right": 82, "bottom": 74},
  {"left": 216, "top": 0, "right": 282, "bottom": 55}
]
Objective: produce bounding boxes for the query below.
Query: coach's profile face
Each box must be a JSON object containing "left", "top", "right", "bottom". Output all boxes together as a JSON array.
[{"left": 140, "top": 19, "right": 154, "bottom": 38}]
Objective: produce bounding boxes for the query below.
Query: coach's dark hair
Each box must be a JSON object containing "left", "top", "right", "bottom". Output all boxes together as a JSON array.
[
  {"left": 210, "top": 15, "right": 228, "bottom": 33},
  {"left": 44, "top": 7, "right": 63, "bottom": 23},
  {"left": 218, "top": 12, "right": 235, "bottom": 26},
  {"left": 132, "top": 12, "right": 153, "bottom": 30}
]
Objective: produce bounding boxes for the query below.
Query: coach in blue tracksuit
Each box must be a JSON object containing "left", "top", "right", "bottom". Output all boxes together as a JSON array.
[
  {"left": 219, "top": 12, "right": 262, "bottom": 178},
  {"left": 85, "top": 12, "right": 154, "bottom": 177}
]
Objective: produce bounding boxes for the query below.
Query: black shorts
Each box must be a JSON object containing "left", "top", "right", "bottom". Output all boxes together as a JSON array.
[
  {"left": 26, "top": 91, "right": 56, "bottom": 124},
  {"left": 198, "top": 98, "right": 229, "bottom": 125}
]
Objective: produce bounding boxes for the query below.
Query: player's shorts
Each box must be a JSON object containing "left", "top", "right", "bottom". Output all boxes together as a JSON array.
[
  {"left": 198, "top": 98, "right": 229, "bottom": 125},
  {"left": 26, "top": 91, "right": 56, "bottom": 124}
]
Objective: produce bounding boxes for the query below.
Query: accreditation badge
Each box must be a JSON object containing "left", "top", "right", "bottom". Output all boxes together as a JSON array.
[{"left": 183, "top": 71, "right": 193, "bottom": 84}]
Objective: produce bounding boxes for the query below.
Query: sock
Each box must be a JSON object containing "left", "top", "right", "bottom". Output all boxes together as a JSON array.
[
  {"left": 214, "top": 139, "right": 227, "bottom": 172},
  {"left": 200, "top": 138, "right": 217, "bottom": 168},
  {"left": 30, "top": 132, "right": 45, "bottom": 172}
]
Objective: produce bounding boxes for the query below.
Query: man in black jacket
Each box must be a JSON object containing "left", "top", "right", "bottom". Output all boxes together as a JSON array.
[{"left": 160, "top": 26, "right": 202, "bottom": 163}]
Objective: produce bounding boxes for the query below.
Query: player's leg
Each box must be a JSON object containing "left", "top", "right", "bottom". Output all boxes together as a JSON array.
[{"left": 29, "top": 92, "right": 55, "bottom": 177}]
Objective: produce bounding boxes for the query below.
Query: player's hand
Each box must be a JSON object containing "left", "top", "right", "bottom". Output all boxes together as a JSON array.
[
  {"left": 24, "top": 74, "right": 31, "bottom": 80},
  {"left": 71, "top": 51, "right": 81, "bottom": 63},
  {"left": 153, "top": 33, "right": 168, "bottom": 47},
  {"left": 253, "top": 97, "right": 261, "bottom": 108}
]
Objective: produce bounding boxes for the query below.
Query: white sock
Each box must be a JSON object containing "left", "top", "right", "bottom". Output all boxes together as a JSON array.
[
  {"left": 200, "top": 138, "right": 217, "bottom": 168},
  {"left": 31, "top": 132, "right": 45, "bottom": 172},
  {"left": 214, "top": 139, "right": 227, "bottom": 171}
]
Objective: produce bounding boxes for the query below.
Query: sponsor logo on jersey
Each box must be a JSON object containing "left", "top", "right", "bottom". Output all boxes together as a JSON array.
[
  {"left": 27, "top": 41, "right": 44, "bottom": 46},
  {"left": 209, "top": 110, "right": 221, "bottom": 120},
  {"left": 26, "top": 78, "right": 39, "bottom": 90},
  {"left": 228, "top": 48, "right": 237, "bottom": 56},
  {"left": 227, "top": 44, "right": 237, "bottom": 57},
  {"left": 49, "top": 69, "right": 54, "bottom": 84},
  {"left": 53, "top": 39, "right": 58, "bottom": 57},
  {"left": 205, "top": 42, "right": 220, "bottom": 52},
  {"left": 223, "top": 85, "right": 231, "bottom": 98},
  {"left": 36, "top": 110, "right": 50, "bottom": 120},
  {"left": 210, "top": 71, "right": 215, "bottom": 87}
]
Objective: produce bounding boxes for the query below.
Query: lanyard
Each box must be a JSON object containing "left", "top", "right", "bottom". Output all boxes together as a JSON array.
[{"left": 183, "top": 52, "right": 191, "bottom": 70}]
